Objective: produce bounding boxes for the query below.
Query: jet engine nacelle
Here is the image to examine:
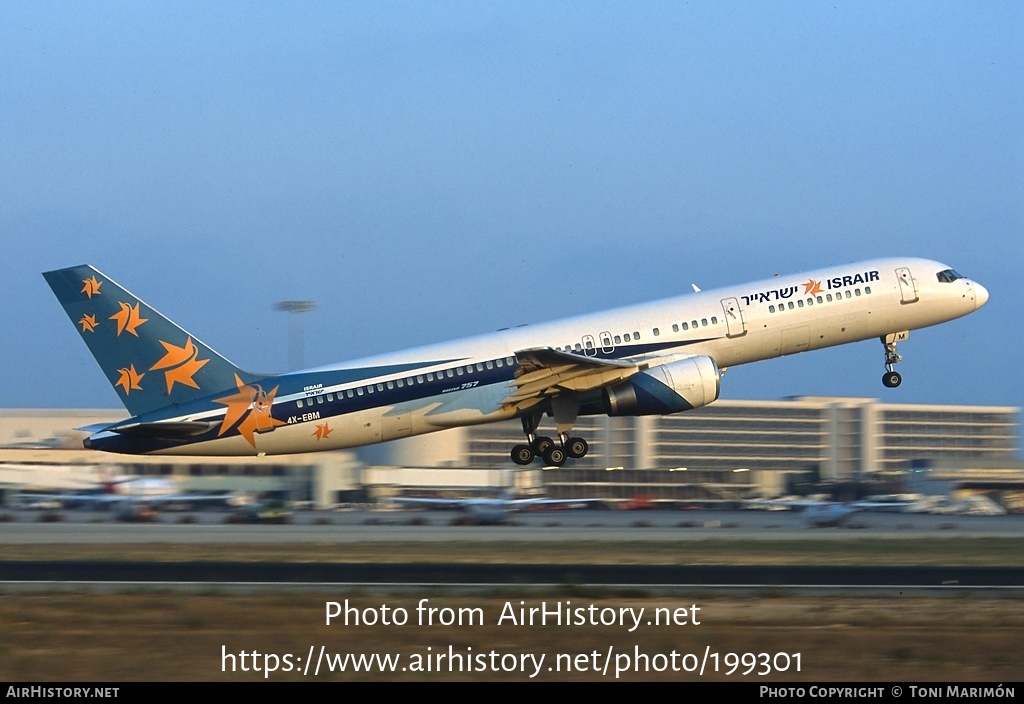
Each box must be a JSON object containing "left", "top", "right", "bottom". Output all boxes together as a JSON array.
[{"left": 603, "top": 355, "right": 721, "bottom": 416}]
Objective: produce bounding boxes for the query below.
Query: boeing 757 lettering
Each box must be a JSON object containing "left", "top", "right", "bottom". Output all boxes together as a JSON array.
[{"left": 43, "top": 258, "right": 987, "bottom": 464}]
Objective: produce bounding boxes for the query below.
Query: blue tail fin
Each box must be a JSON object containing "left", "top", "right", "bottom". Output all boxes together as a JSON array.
[{"left": 43, "top": 265, "right": 261, "bottom": 416}]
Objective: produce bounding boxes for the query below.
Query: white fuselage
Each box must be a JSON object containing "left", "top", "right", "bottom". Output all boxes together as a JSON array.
[{"left": 149, "top": 257, "right": 986, "bottom": 455}]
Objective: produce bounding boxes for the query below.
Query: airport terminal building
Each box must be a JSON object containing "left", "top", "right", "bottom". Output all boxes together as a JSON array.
[
  {"left": 364, "top": 396, "right": 1020, "bottom": 503},
  {"left": 1, "top": 397, "right": 1018, "bottom": 508}
]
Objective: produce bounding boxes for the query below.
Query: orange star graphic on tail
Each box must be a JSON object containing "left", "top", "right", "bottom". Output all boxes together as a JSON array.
[
  {"left": 79, "top": 314, "right": 98, "bottom": 332},
  {"left": 150, "top": 337, "right": 209, "bottom": 393},
  {"left": 114, "top": 365, "right": 144, "bottom": 395},
  {"left": 81, "top": 276, "right": 102, "bottom": 298},
  {"left": 214, "top": 374, "right": 286, "bottom": 448},
  {"left": 110, "top": 301, "right": 148, "bottom": 336}
]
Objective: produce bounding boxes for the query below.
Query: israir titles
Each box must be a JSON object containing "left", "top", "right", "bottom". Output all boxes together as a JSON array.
[{"left": 742, "top": 269, "right": 881, "bottom": 306}]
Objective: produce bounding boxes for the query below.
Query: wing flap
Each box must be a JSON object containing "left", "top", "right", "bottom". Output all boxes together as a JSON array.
[{"left": 502, "top": 347, "right": 638, "bottom": 408}]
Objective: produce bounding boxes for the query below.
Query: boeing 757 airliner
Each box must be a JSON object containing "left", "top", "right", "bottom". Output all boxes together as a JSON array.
[{"left": 44, "top": 258, "right": 987, "bottom": 465}]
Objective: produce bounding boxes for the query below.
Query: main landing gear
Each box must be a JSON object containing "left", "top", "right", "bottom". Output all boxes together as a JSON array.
[
  {"left": 881, "top": 332, "right": 906, "bottom": 388},
  {"left": 510, "top": 413, "right": 589, "bottom": 467}
]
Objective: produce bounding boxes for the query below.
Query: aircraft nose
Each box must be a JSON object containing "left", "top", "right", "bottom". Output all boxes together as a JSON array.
[{"left": 973, "top": 282, "right": 989, "bottom": 309}]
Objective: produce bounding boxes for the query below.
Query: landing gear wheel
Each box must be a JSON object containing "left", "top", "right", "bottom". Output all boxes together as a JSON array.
[
  {"left": 880, "top": 335, "right": 904, "bottom": 389},
  {"left": 531, "top": 436, "right": 554, "bottom": 455},
  {"left": 565, "top": 437, "right": 589, "bottom": 459},
  {"left": 511, "top": 444, "right": 535, "bottom": 465},
  {"left": 542, "top": 445, "right": 567, "bottom": 467}
]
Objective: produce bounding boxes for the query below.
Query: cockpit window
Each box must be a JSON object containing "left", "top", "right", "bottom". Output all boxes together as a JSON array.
[{"left": 936, "top": 269, "right": 962, "bottom": 283}]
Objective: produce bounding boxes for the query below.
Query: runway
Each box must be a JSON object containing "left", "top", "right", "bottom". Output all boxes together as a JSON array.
[
  {"left": 2, "top": 508, "right": 1022, "bottom": 592},
  {"left": 2, "top": 507, "right": 1022, "bottom": 543},
  {"left": 2, "top": 560, "right": 1023, "bottom": 591}
]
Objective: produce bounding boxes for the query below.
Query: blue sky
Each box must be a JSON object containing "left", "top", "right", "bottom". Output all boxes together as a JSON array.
[{"left": 2, "top": 2, "right": 1021, "bottom": 410}]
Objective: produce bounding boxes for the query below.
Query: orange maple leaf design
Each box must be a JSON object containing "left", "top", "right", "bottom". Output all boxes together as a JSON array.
[
  {"left": 215, "top": 374, "right": 257, "bottom": 436},
  {"left": 81, "top": 276, "right": 102, "bottom": 299},
  {"left": 313, "top": 422, "right": 332, "bottom": 441},
  {"left": 79, "top": 314, "right": 98, "bottom": 332},
  {"left": 114, "top": 365, "right": 144, "bottom": 395},
  {"left": 802, "top": 279, "right": 822, "bottom": 296},
  {"left": 150, "top": 337, "right": 209, "bottom": 393},
  {"left": 109, "top": 301, "right": 148, "bottom": 337},
  {"left": 215, "top": 375, "right": 285, "bottom": 448}
]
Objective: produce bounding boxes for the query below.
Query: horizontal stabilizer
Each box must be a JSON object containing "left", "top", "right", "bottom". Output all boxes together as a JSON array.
[{"left": 109, "top": 421, "right": 218, "bottom": 438}]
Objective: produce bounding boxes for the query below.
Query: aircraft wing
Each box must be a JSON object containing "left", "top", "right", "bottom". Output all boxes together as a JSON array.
[{"left": 502, "top": 347, "right": 638, "bottom": 408}]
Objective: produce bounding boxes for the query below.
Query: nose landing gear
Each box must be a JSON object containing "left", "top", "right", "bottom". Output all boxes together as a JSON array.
[{"left": 881, "top": 332, "right": 907, "bottom": 388}]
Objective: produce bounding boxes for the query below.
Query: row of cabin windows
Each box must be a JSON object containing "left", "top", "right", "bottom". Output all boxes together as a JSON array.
[
  {"left": 767, "top": 286, "right": 871, "bottom": 313},
  {"left": 550, "top": 288, "right": 867, "bottom": 355},
  {"left": 670, "top": 316, "right": 718, "bottom": 333},
  {"left": 556, "top": 315, "right": 723, "bottom": 353},
  {"left": 295, "top": 356, "right": 517, "bottom": 408}
]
